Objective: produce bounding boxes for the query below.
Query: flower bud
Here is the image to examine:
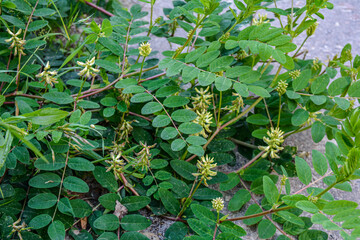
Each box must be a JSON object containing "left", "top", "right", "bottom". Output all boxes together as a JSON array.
[
  {"left": 307, "top": 22, "right": 319, "bottom": 37},
  {"left": 289, "top": 69, "right": 301, "bottom": 79},
  {"left": 276, "top": 80, "right": 288, "bottom": 96},
  {"left": 139, "top": 42, "right": 152, "bottom": 57},
  {"left": 212, "top": 197, "right": 224, "bottom": 212}
]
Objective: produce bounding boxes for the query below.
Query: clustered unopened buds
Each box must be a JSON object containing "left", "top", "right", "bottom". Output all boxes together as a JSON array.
[
  {"left": 77, "top": 57, "right": 100, "bottom": 78},
  {"left": 259, "top": 127, "right": 285, "bottom": 159},
  {"left": 212, "top": 197, "right": 224, "bottom": 212},
  {"left": 135, "top": 142, "right": 156, "bottom": 171},
  {"left": 36, "top": 61, "right": 58, "bottom": 86},
  {"left": 276, "top": 80, "right": 288, "bottom": 96},
  {"left": 5, "top": 28, "right": 26, "bottom": 56},
  {"left": 118, "top": 119, "right": 133, "bottom": 142},
  {"left": 289, "top": 69, "right": 301, "bottom": 79},
  {"left": 139, "top": 42, "right": 152, "bottom": 57},
  {"left": 193, "top": 155, "right": 217, "bottom": 186},
  {"left": 307, "top": 22, "right": 319, "bottom": 37}
]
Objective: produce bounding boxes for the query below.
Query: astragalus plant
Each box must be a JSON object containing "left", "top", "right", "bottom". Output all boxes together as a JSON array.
[{"left": 1, "top": 0, "right": 360, "bottom": 239}]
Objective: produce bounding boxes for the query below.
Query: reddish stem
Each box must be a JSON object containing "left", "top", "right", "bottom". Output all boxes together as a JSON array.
[{"left": 84, "top": 1, "right": 114, "bottom": 17}]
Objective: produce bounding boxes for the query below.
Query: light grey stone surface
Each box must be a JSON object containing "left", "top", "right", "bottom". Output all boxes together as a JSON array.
[{"left": 118, "top": 0, "right": 359, "bottom": 239}]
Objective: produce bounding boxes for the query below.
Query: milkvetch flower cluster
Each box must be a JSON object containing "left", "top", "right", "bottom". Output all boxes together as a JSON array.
[
  {"left": 193, "top": 110, "right": 213, "bottom": 138},
  {"left": 259, "top": 127, "right": 285, "bottom": 159},
  {"left": 252, "top": 14, "right": 269, "bottom": 26},
  {"left": 212, "top": 197, "right": 224, "bottom": 212},
  {"left": 36, "top": 62, "right": 58, "bottom": 86},
  {"left": 289, "top": 69, "right": 301, "bottom": 79},
  {"left": 191, "top": 87, "right": 213, "bottom": 110},
  {"left": 77, "top": 57, "right": 100, "bottom": 78},
  {"left": 193, "top": 155, "right": 217, "bottom": 186},
  {"left": 276, "top": 80, "right": 288, "bottom": 96},
  {"left": 118, "top": 119, "right": 133, "bottom": 142},
  {"left": 135, "top": 142, "right": 156, "bottom": 172},
  {"left": 5, "top": 28, "right": 26, "bottom": 56},
  {"left": 139, "top": 42, "right": 152, "bottom": 57},
  {"left": 106, "top": 151, "right": 125, "bottom": 179}
]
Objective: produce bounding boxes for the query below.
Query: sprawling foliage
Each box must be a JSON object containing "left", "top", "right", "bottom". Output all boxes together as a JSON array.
[{"left": 1, "top": 0, "right": 360, "bottom": 239}]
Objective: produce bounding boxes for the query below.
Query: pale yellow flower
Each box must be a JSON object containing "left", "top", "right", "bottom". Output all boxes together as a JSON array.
[
  {"left": 139, "top": 42, "right": 152, "bottom": 57},
  {"left": 289, "top": 70, "right": 301, "bottom": 79},
  {"left": 77, "top": 57, "right": 100, "bottom": 78},
  {"left": 259, "top": 127, "right": 285, "bottom": 159},
  {"left": 212, "top": 197, "right": 224, "bottom": 212},
  {"left": 106, "top": 152, "right": 125, "bottom": 179},
  {"left": 5, "top": 28, "right": 26, "bottom": 56},
  {"left": 193, "top": 110, "right": 213, "bottom": 138},
  {"left": 36, "top": 61, "right": 58, "bottom": 86},
  {"left": 252, "top": 14, "right": 269, "bottom": 26},
  {"left": 193, "top": 155, "right": 217, "bottom": 186},
  {"left": 192, "top": 87, "right": 213, "bottom": 110},
  {"left": 276, "top": 80, "right": 288, "bottom": 96}
]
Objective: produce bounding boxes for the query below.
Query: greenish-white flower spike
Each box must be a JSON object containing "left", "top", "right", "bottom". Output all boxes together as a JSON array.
[
  {"left": 289, "top": 69, "right": 301, "bottom": 79},
  {"left": 193, "top": 155, "right": 217, "bottom": 186},
  {"left": 276, "top": 80, "right": 288, "bottom": 96},
  {"left": 106, "top": 151, "right": 125, "bottom": 179},
  {"left": 212, "top": 197, "right": 224, "bottom": 212},
  {"left": 191, "top": 86, "right": 213, "bottom": 110},
  {"left": 139, "top": 42, "right": 152, "bottom": 57},
  {"left": 118, "top": 119, "right": 133, "bottom": 142},
  {"left": 280, "top": 175, "right": 288, "bottom": 185},
  {"left": 135, "top": 142, "right": 156, "bottom": 172},
  {"left": 252, "top": 14, "right": 269, "bottom": 26},
  {"left": 77, "top": 57, "right": 100, "bottom": 78},
  {"left": 36, "top": 61, "right": 58, "bottom": 87},
  {"left": 259, "top": 127, "right": 285, "bottom": 159},
  {"left": 307, "top": 22, "right": 319, "bottom": 37},
  {"left": 5, "top": 28, "right": 26, "bottom": 56},
  {"left": 193, "top": 109, "right": 213, "bottom": 138}
]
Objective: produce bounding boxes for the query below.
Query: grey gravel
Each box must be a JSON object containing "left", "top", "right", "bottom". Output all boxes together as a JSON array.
[{"left": 118, "top": 0, "right": 360, "bottom": 239}]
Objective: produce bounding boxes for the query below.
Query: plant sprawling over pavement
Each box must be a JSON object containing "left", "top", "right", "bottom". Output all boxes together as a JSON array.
[{"left": 1, "top": 0, "right": 360, "bottom": 239}]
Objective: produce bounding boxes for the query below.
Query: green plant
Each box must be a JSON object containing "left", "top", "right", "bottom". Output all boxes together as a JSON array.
[{"left": 1, "top": 0, "right": 360, "bottom": 239}]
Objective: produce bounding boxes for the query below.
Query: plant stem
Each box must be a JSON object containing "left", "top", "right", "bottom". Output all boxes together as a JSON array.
[
  {"left": 229, "top": 138, "right": 257, "bottom": 149},
  {"left": 177, "top": 179, "right": 202, "bottom": 219},
  {"left": 52, "top": 139, "right": 71, "bottom": 221},
  {"left": 217, "top": 91, "right": 222, "bottom": 127},
  {"left": 173, "top": 16, "right": 206, "bottom": 59},
  {"left": 277, "top": 96, "right": 282, "bottom": 128},
  {"left": 84, "top": 1, "right": 114, "bottom": 17},
  {"left": 223, "top": 206, "right": 292, "bottom": 222},
  {"left": 138, "top": 57, "right": 146, "bottom": 82},
  {"left": 235, "top": 150, "right": 265, "bottom": 174},
  {"left": 147, "top": 0, "right": 155, "bottom": 37},
  {"left": 293, "top": 36, "right": 309, "bottom": 57}
]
